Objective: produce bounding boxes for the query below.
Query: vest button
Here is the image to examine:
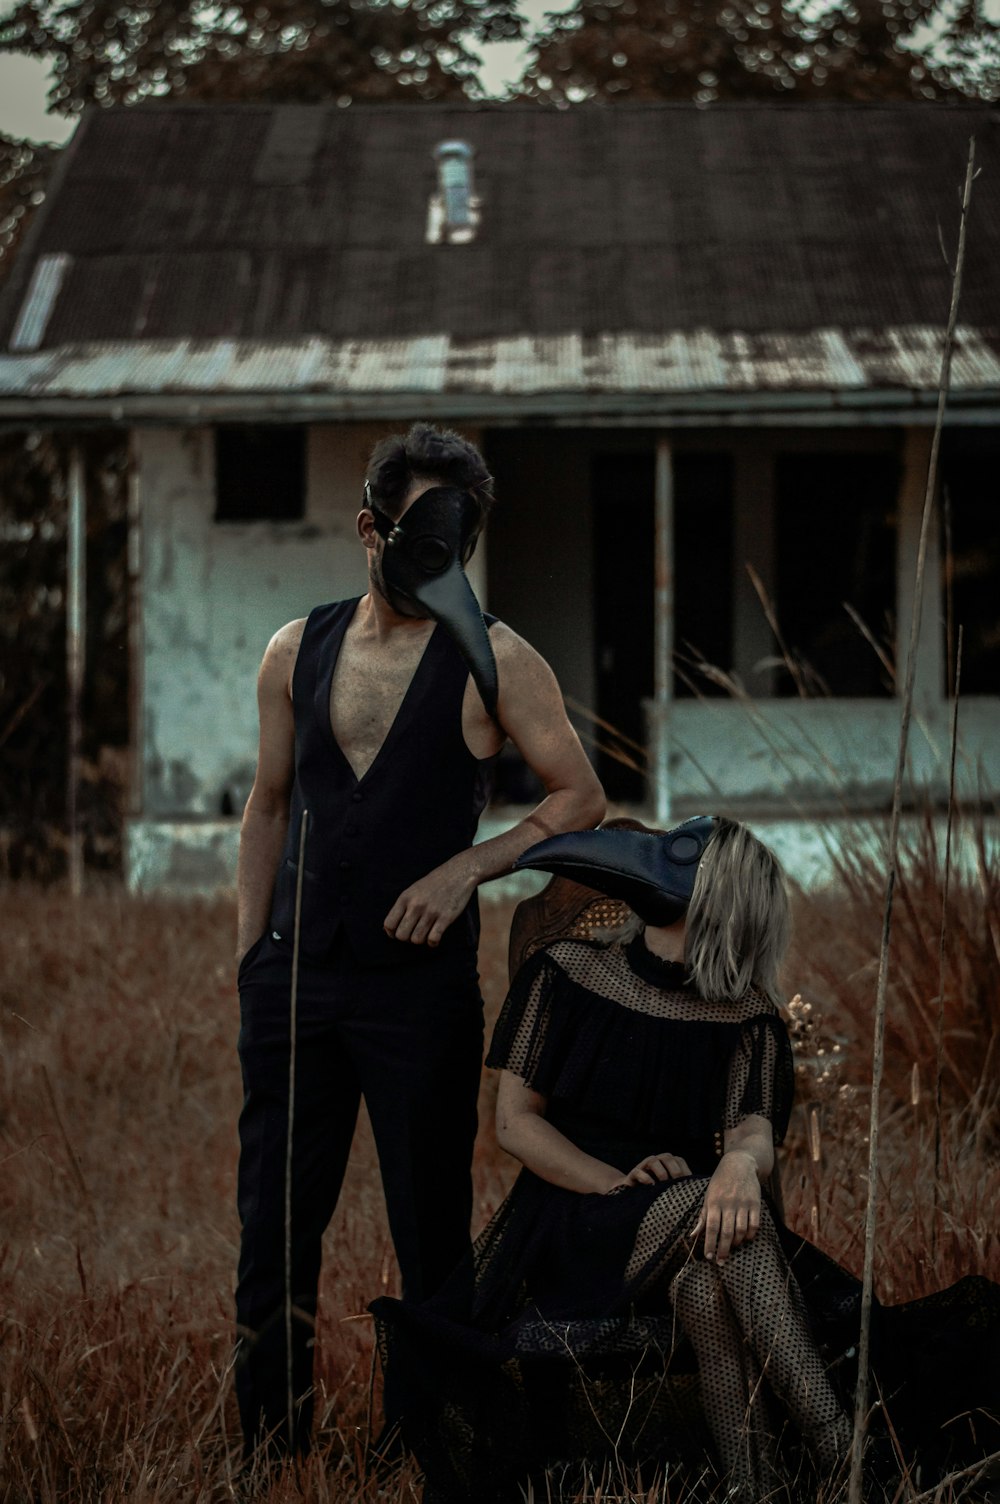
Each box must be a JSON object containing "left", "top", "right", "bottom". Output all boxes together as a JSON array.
[
  {"left": 345, "top": 825, "right": 358, "bottom": 837},
  {"left": 339, "top": 860, "right": 351, "bottom": 871},
  {"left": 351, "top": 791, "right": 363, "bottom": 803}
]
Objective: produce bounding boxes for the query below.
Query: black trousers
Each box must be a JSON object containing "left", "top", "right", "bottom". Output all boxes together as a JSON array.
[{"left": 235, "top": 931, "right": 484, "bottom": 1456}]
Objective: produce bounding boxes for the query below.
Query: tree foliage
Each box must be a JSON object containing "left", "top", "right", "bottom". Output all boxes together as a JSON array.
[
  {"left": 519, "top": 0, "right": 1000, "bottom": 103},
  {"left": 0, "top": 132, "right": 56, "bottom": 278},
  {"left": 0, "top": 430, "right": 130, "bottom": 879},
  {"left": 0, "top": 0, "right": 521, "bottom": 113}
]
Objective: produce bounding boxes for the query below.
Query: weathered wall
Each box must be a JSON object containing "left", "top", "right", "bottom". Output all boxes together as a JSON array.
[
  {"left": 656, "top": 697, "right": 1000, "bottom": 811},
  {"left": 128, "top": 418, "right": 1000, "bottom": 890},
  {"left": 126, "top": 809, "right": 1000, "bottom": 896},
  {"left": 136, "top": 422, "right": 490, "bottom": 819}
]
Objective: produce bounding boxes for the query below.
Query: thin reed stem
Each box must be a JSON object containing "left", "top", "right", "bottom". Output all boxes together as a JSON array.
[
  {"left": 847, "top": 136, "right": 978, "bottom": 1504},
  {"left": 932, "top": 625, "right": 963, "bottom": 1253},
  {"left": 286, "top": 809, "right": 309, "bottom": 1451},
  {"left": 39, "top": 1062, "right": 95, "bottom": 1222}
]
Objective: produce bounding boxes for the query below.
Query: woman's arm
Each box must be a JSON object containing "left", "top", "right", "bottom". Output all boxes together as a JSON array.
[
  {"left": 495, "top": 1070, "right": 625, "bottom": 1194},
  {"left": 693, "top": 1113, "right": 774, "bottom": 1265}
]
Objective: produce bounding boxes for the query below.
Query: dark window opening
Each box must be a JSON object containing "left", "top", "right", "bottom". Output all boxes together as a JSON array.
[
  {"left": 941, "top": 435, "right": 1000, "bottom": 696},
  {"left": 774, "top": 454, "right": 897, "bottom": 698},
  {"left": 214, "top": 425, "right": 306, "bottom": 522},
  {"left": 592, "top": 452, "right": 734, "bottom": 802}
]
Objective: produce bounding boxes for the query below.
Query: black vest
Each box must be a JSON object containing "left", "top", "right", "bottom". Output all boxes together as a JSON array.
[{"left": 269, "top": 599, "right": 497, "bottom": 966}]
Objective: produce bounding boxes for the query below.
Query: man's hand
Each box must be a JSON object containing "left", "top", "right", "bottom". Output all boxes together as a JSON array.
[
  {"left": 384, "top": 851, "right": 479, "bottom": 947},
  {"left": 383, "top": 623, "right": 606, "bottom": 949},
  {"left": 692, "top": 1150, "right": 761, "bottom": 1264},
  {"left": 624, "top": 1152, "right": 692, "bottom": 1186}
]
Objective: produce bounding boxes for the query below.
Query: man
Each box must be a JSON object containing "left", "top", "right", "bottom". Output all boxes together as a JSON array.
[{"left": 234, "top": 422, "right": 605, "bottom": 1459}]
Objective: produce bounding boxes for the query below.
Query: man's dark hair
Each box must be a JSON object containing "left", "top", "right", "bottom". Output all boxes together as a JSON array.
[{"left": 365, "top": 423, "right": 495, "bottom": 530}]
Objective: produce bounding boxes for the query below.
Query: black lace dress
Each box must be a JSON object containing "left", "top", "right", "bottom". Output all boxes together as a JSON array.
[{"left": 371, "top": 935, "right": 1000, "bottom": 1503}]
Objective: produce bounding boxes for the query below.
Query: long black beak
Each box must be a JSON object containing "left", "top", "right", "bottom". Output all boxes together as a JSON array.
[
  {"left": 406, "top": 562, "right": 499, "bottom": 722},
  {"left": 513, "top": 818, "right": 716, "bottom": 925}
]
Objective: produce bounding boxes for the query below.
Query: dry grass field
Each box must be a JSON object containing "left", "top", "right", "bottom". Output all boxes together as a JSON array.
[{"left": 2, "top": 820, "right": 998, "bottom": 1503}]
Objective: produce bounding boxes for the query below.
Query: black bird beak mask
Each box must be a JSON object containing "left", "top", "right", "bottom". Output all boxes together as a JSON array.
[
  {"left": 513, "top": 815, "right": 719, "bottom": 925},
  {"left": 365, "top": 483, "right": 499, "bottom": 722}
]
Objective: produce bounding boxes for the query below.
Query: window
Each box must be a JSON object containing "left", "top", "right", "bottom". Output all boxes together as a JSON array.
[
  {"left": 774, "top": 453, "right": 898, "bottom": 697},
  {"left": 214, "top": 425, "right": 306, "bottom": 522}
]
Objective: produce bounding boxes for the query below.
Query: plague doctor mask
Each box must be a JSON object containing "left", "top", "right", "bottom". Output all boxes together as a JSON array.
[
  {"left": 365, "top": 482, "right": 499, "bottom": 721},
  {"left": 513, "top": 815, "right": 719, "bottom": 925}
]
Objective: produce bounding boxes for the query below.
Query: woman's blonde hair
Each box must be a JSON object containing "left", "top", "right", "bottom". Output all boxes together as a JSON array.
[
  {"left": 596, "top": 818, "right": 789, "bottom": 1004},
  {"left": 685, "top": 818, "right": 789, "bottom": 1005}
]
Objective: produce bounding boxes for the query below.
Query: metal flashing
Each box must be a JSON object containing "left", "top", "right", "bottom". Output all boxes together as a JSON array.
[{"left": 9, "top": 253, "right": 72, "bottom": 352}]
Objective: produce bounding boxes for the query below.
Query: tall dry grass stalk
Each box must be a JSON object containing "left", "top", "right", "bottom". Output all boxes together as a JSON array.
[
  {"left": 933, "top": 624, "right": 963, "bottom": 1235},
  {"left": 847, "top": 133, "right": 979, "bottom": 1504}
]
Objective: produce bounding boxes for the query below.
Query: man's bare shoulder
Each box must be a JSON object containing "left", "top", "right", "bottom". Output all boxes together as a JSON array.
[
  {"left": 260, "top": 619, "right": 307, "bottom": 696},
  {"left": 486, "top": 621, "right": 568, "bottom": 736},
  {"left": 488, "top": 620, "right": 550, "bottom": 675},
  {"left": 269, "top": 618, "right": 308, "bottom": 658}
]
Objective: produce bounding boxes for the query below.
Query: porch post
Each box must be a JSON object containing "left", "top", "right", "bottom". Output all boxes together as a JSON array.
[
  {"left": 896, "top": 428, "right": 942, "bottom": 706},
  {"left": 126, "top": 432, "right": 144, "bottom": 819},
  {"left": 66, "top": 443, "right": 86, "bottom": 896},
  {"left": 653, "top": 435, "right": 674, "bottom": 825}
]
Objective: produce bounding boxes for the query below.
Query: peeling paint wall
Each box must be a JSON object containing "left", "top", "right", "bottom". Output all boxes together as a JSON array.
[
  {"left": 136, "top": 422, "right": 487, "bottom": 819},
  {"left": 139, "top": 423, "right": 360, "bottom": 816},
  {"left": 660, "top": 697, "right": 1000, "bottom": 809}
]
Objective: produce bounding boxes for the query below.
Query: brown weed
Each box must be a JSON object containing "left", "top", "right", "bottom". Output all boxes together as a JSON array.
[{"left": 1, "top": 871, "right": 997, "bottom": 1502}]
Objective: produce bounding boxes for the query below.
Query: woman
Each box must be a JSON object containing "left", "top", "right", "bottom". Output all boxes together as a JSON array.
[{"left": 372, "top": 817, "right": 999, "bottom": 1503}]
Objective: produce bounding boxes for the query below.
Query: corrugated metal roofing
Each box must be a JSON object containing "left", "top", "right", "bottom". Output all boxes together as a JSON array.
[
  {"left": 1, "top": 327, "right": 998, "bottom": 422},
  {"left": 0, "top": 101, "right": 998, "bottom": 405}
]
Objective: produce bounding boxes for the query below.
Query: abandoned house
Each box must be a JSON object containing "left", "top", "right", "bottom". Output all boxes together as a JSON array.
[{"left": 0, "top": 100, "right": 997, "bottom": 888}]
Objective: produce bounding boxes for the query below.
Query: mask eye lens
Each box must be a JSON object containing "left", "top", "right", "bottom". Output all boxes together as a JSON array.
[
  {"left": 410, "top": 536, "right": 451, "bottom": 574},
  {"left": 668, "top": 834, "right": 702, "bottom": 863}
]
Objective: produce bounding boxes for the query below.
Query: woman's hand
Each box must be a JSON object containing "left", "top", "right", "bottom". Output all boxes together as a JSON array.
[
  {"left": 623, "top": 1152, "right": 692, "bottom": 1186},
  {"left": 692, "top": 1150, "right": 761, "bottom": 1263}
]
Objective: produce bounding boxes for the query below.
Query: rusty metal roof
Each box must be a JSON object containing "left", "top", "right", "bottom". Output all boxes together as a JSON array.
[
  {"left": 0, "top": 101, "right": 998, "bottom": 413},
  {"left": 1, "top": 327, "right": 998, "bottom": 425}
]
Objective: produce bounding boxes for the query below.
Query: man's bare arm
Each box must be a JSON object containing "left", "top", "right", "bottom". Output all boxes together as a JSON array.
[
  {"left": 385, "top": 626, "right": 606, "bottom": 946},
  {"left": 235, "top": 623, "right": 301, "bottom": 963}
]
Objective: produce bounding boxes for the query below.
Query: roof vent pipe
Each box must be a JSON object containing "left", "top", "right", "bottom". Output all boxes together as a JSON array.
[{"left": 428, "top": 140, "right": 480, "bottom": 244}]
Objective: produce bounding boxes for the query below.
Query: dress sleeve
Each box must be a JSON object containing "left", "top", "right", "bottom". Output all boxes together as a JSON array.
[
  {"left": 485, "top": 948, "right": 565, "bottom": 1089},
  {"left": 722, "top": 1011, "right": 795, "bottom": 1145}
]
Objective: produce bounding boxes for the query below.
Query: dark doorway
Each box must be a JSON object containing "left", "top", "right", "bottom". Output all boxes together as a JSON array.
[
  {"left": 941, "top": 432, "right": 1000, "bottom": 696},
  {"left": 774, "top": 453, "right": 897, "bottom": 696},
  {"left": 592, "top": 451, "right": 734, "bottom": 803},
  {"left": 674, "top": 453, "right": 735, "bottom": 692},
  {"left": 593, "top": 454, "right": 654, "bottom": 803}
]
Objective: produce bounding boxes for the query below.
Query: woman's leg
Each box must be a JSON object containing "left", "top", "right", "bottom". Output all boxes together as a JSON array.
[
  {"left": 697, "top": 1204, "right": 851, "bottom": 1473},
  {"left": 669, "top": 1255, "right": 779, "bottom": 1501},
  {"left": 626, "top": 1185, "right": 850, "bottom": 1497}
]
